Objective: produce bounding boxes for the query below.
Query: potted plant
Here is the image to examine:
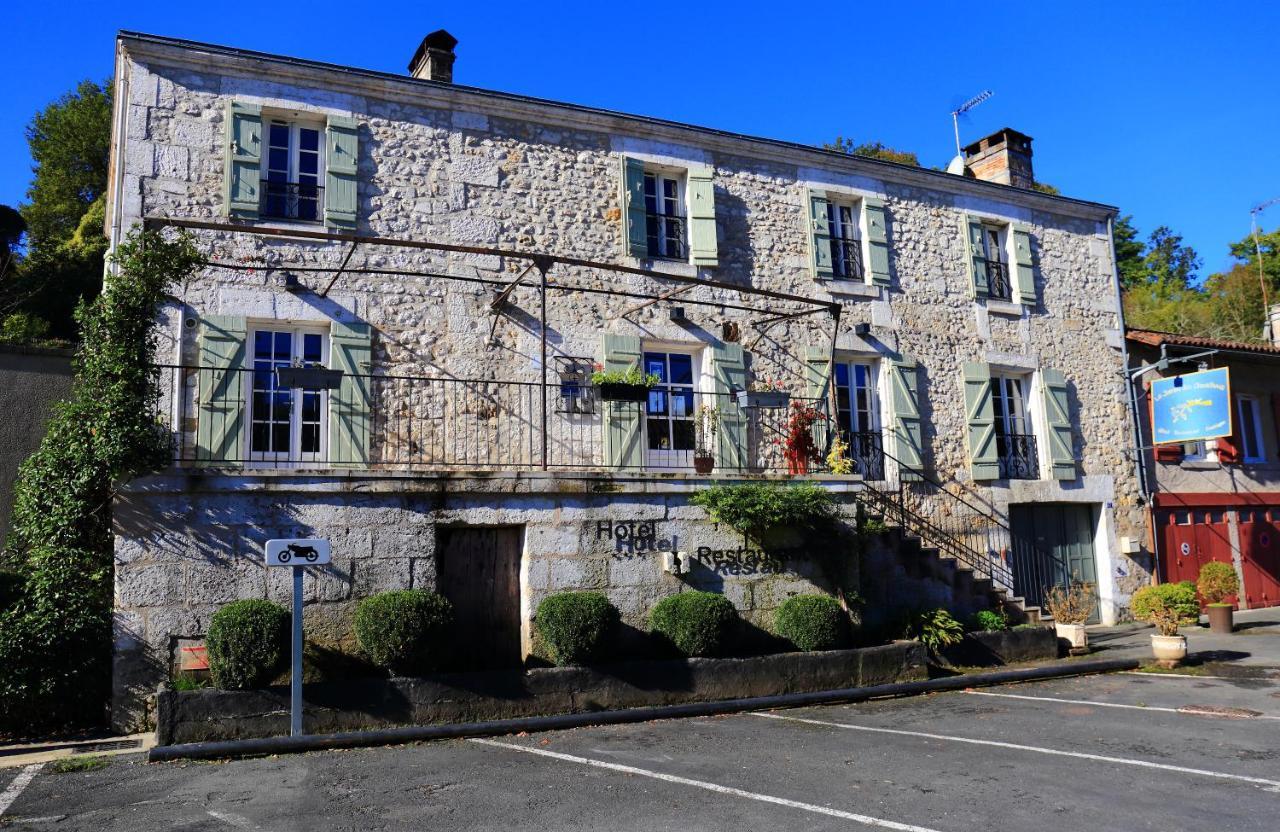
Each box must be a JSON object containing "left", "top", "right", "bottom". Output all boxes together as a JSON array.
[
  {"left": 1131, "top": 581, "right": 1200, "bottom": 667},
  {"left": 693, "top": 405, "right": 720, "bottom": 475},
  {"left": 1043, "top": 581, "right": 1096, "bottom": 655},
  {"left": 591, "top": 363, "right": 661, "bottom": 402},
  {"left": 782, "top": 401, "right": 822, "bottom": 475},
  {"left": 736, "top": 377, "right": 790, "bottom": 409},
  {"left": 1197, "top": 561, "right": 1239, "bottom": 635}
]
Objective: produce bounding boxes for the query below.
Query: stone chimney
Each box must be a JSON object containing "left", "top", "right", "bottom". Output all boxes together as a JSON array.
[
  {"left": 408, "top": 30, "right": 458, "bottom": 83},
  {"left": 963, "top": 127, "right": 1035, "bottom": 190},
  {"left": 1266, "top": 303, "right": 1280, "bottom": 347}
]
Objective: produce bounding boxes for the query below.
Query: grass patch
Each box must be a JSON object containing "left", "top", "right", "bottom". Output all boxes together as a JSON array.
[
  {"left": 171, "top": 673, "right": 210, "bottom": 691},
  {"left": 48, "top": 755, "right": 108, "bottom": 774}
]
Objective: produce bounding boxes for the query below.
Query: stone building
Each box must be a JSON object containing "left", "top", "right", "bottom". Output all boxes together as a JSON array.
[
  {"left": 1128, "top": 322, "right": 1280, "bottom": 610},
  {"left": 105, "top": 29, "right": 1147, "bottom": 728}
]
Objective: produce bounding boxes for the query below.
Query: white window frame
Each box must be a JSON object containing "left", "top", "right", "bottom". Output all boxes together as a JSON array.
[
  {"left": 245, "top": 324, "right": 331, "bottom": 465},
  {"left": 641, "top": 346, "right": 703, "bottom": 469},
  {"left": 826, "top": 199, "right": 863, "bottom": 281},
  {"left": 262, "top": 118, "right": 325, "bottom": 223},
  {"left": 993, "top": 370, "right": 1042, "bottom": 480},
  {"left": 1237, "top": 395, "right": 1266, "bottom": 463},
  {"left": 643, "top": 169, "right": 687, "bottom": 260}
]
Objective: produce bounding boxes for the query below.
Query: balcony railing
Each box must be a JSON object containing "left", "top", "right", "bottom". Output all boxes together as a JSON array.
[
  {"left": 985, "top": 260, "right": 1012, "bottom": 301},
  {"left": 997, "top": 432, "right": 1039, "bottom": 480},
  {"left": 261, "top": 180, "right": 324, "bottom": 223},
  {"left": 645, "top": 212, "right": 687, "bottom": 260},
  {"left": 830, "top": 236, "right": 864, "bottom": 281},
  {"left": 844, "top": 430, "right": 885, "bottom": 480},
  {"left": 156, "top": 364, "right": 847, "bottom": 475}
]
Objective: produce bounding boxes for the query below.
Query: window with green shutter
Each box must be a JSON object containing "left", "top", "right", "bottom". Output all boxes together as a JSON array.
[
  {"left": 329, "top": 321, "right": 372, "bottom": 466},
  {"left": 963, "top": 361, "right": 1000, "bottom": 480},
  {"left": 601, "top": 333, "right": 645, "bottom": 468},
  {"left": 1040, "top": 368, "right": 1076, "bottom": 480},
  {"left": 196, "top": 315, "right": 248, "bottom": 464},
  {"left": 962, "top": 214, "right": 989, "bottom": 299},
  {"left": 223, "top": 102, "right": 262, "bottom": 220},
  {"left": 325, "top": 115, "right": 359, "bottom": 230},
  {"left": 686, "top": 165, "right": 718, "bottom": 267},
  {"left": 807, "top": 192, "right": 834, "bottom": 280},
  {"left": 711, "top": 343, "right": 746, "bottom": 469},
  {"left": 887, "top": 354, "right": 924, "bottom": 481},
  {"left": 619, "top": 157, "right": 648, "bottom": 258},
  {"left": 863, "top": 197, "right": 891, "bottom": 287},
  {"left": 1010, "top": 224, "right": 1037, "bottom": 305}
]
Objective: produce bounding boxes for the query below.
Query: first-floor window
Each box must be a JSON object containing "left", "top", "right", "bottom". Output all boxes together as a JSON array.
[
  {"left": 833, "top": 360, "right": 883, "bottom": 478},
  {"left": 982, "top": 224, "right": 1012, "bottom": 300},
  {"left": 249, "top": 326, "right": 329, "bottom": 462},
  {"left": 644, "top": 172, "right": 686, "bottom": 260},
  {"left": 263, "top": 120, "right": 323, "bottom": 222},
  {"left": 644, "top": 350, "right": 696, "bottom": 465},
  {"left": 992, "top": 373, "right": 1038, "bottom": 479},
  {"left": 827, "top": 202, "right": 862, "bottom": 280},
  {"left": 1237, "top": 395, "right": 1265, "bottom": 462}
]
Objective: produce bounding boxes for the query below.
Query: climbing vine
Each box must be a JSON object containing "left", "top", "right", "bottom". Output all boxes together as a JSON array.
[{"left": 0, "top": 227, "right": 204, "bottom": 735}]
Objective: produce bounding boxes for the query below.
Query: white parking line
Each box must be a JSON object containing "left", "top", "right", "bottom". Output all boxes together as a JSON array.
[
  {"left": 0, "top": 764, "right": 43, "bottom": 817},
  {"left": 471, "top": 738, "right": 945, "bottom": 832},
  {"left": 961, "top": 689, "right": 1280, "bottom": 720},
  {"left": 751, "top": 713, "right": 1280, "bottom": 791},
  {"left": 1121, "top": 671, "right": 1278, "bottom": 682}
]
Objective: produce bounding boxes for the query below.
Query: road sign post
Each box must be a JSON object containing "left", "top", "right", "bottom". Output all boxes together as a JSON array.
[{"left": 265, "top": 539, "right": 331, "bottom": 737}]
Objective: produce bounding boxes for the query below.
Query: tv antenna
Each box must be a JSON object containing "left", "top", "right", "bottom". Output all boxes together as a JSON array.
[
  {"left": 951, "top": 90, "right": 994, "bottom": 159},
  {"left": 1251, "top": 197, "right": 1279, "bottom": 312}
]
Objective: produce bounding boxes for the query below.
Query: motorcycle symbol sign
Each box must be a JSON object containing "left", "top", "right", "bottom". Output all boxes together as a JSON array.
[{"left": 265, "top": 538, "right": 332, "bottom": 567}]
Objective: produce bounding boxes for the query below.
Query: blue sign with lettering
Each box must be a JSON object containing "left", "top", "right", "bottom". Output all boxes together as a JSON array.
[{"left": 1151, "top": 368, "right": 1232, "bottom": 444}]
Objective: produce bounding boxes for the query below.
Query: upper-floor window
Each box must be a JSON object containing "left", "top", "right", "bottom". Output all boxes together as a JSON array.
[
  {"left": 992, "top": 373, "right": 1038, "bottom": 479},
  {"left": 644, "top": 172, "right": 686, "bottom": 260},
  {"left": 1237, "top": 395, "right": 1265, "bottom": 463},
  {"left": 981, "top": 224, "right": 1012, "bottom": 301},
  {"left": 249, "top": 325, "right": 329, "bottom": 463},
  {"left": 827, "top": 202, "right": 863, "bottom": 281},
  {"left": 833, "top": 360, "right": 883, "bottom": 479},
  {"left": 643, "top": 350, "right": 697, "bottom": 467},
  {"left": 263, "top": 120, "right": 324, "bottom": 223}
]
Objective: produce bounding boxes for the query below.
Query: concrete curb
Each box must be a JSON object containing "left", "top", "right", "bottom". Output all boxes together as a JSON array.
[{"left": 148, "top": 657, "right": 1137, "bottom": 762}]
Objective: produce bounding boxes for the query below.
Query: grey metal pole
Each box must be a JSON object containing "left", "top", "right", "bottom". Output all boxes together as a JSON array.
[
  {"left": 538, "top": 259, "right": 549, "bottom": 471},
  {"left": 291, "top": 566, "right": 303, "bottom": 737}
]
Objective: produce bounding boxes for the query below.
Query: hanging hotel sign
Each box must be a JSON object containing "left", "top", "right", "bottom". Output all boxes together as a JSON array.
[{"left": 1151, "top": 367, "right": 1232, "bottom": 445}]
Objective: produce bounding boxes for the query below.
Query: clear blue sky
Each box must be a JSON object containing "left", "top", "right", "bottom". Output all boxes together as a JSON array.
[{"left": 6, "top": 1, "right": 1277, "bottom": 274}]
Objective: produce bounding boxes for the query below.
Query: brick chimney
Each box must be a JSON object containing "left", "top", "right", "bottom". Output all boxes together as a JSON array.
[
  {"left": 408, "top": 30, "right": 458, "bottom": 83},
  {"left": 963, "top": 127, "right": 1035, "bottom": 190}
]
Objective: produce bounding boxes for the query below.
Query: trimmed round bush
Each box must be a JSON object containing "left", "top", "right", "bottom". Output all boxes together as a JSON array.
[
  {"left": 535, "top": 591, "right": 620, "bottom": 666},
  {"left": 649, "top": 591, "right": 738, "bottom": 657},
  {"left": 1131, "top": 581, "right": 1200, "bottom": 636},
  {"left": 774, "top": 594, "right": 849, "bottom": 651},
  {"left": 1197, "top": 561, "right": 1239, "bottom": 605},
  {"left": 205, "top": 600, "right": 290, "bottom": 690},
  {"left": 353, "top": 589, "right": 453, "bottom": 675}
]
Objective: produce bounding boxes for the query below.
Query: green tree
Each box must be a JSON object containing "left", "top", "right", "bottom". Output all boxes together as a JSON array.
[
  {"left": 1143, "top": 226, "right": 1201, "bottom": 289},
  {"left": 823, "top": 137, "right": 921, "bottom": 167},
  {"left": 0, "top": 205, "right": 24, "bottom": 282},
  {"left": 1113, "top": 215, "right": 1146, "bottom": 290}
]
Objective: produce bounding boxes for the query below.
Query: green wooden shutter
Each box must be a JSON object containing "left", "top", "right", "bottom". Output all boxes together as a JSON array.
[
  {"left": 808, "top": 191, "right": 833, "bottom": 279},
  {"left": 687, "top": 165, "right": 718, "bottom": 267},
  {"left": 602, "top": 333, "right": 645, "bottom": 468},
  {"left": 963, "top": 361, "right": 999, "bottom": 480},
  {"left": 196, "top": 315, "right": 247, "bottom": 464},
  {"left": 1011, "top": 223, "right": 1036, "bottom": 305},
  {"left": 863, "top": 197, "right": 891, "bottom": 287},
  {"left": 325, "top": 116, "right": 359, "bottom": 230},
  {"left": 712, "top": 343, "right": 746, "bottom": 470},
  {"left": 963, "top": 214, "right": 988, "bottom": 299},
  {"left": 888, "top": 355, "right": 924, "bottom": 482},
  {"left": 804, "top": 346, "right": 831, "bottom": 399},
  {"left": 620, "top": 157, "right": 647, "bottom": 257},
  {"left": 223, "top": 102, "right": 262, "bottom": 219},
  {"left": 1041, "top": 367, "right": 1076, "bottom": 480},
  {"left": 330, "top": 321, "right": 372, "bottom": 466}
]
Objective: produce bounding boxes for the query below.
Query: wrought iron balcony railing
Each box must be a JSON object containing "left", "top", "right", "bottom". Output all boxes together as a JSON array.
[
  {"left": 985, "top": 260, "right": 1012, "bottom": 301},
  {"left": 830, "top": 236, "right": 864, "bottom": 281},
  {"left": 261, "top": 180, "right": 324, "bottom": 223},
  {"left": 844, "top": 430, "right": 885, "bottom": 480},
  {"left": 997, "top": 432, "right": 1039, "bottom": 480},
  {"left": 645, "top": 212, "right": 687, "bottom": 260}
]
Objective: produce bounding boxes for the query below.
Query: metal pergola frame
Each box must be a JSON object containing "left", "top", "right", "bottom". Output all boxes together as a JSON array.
[{"left": 144, "top": 216, "right": 845, "bottom": 468}]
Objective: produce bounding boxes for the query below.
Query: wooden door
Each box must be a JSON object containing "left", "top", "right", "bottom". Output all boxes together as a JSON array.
[
  {"left": 1238, "top": 508, "right": 1280, "bottom": 609},
  {"left": 1010, "top": 503, "right": 1099, "bottom": 623},
  {"left": 437, "top": 526, "right": 523, "bottom": 670}
]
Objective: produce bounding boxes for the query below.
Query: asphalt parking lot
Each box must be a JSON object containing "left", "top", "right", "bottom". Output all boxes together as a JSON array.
[{"left": 3, "top": 668, "right": 1278, "bottom": 831}]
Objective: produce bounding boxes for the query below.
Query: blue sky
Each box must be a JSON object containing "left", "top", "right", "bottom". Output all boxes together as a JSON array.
[{"left": 6, "top": 1, "right": 1277, "bottom": 274}]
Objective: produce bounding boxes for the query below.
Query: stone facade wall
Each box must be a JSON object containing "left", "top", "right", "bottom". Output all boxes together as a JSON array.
[{"left": 108, "top": 32, "right": 1150, "bottom": 728}]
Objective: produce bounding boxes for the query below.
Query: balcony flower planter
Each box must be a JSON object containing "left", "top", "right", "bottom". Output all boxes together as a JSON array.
[
  {"left": 597, "top": 382, "right": 652, "bottom": 402},
  {"left": 736, "top": 390, "right": 790, "bottom": 409},
  {"left": 693, "top": 452, "right": 715, "bottom": 475}
]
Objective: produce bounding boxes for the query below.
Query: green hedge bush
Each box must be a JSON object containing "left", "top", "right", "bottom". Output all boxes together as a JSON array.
[
  {"left": 535, "top": 591, "right": 619, "bottom": 666},
  {"left": 774, "top": 594, "right": 848, "bottom": 651},
  {"left": 649, "top": 591, "right": 738, "bottom": 657},
  {"left": 205, "top": 600, "right": 290, "bottom": 690},
  {"left": 690, "top": 482, "right": 836, "bottom": 539},
  {"left": 353, "top": 589, "right": 453, "bottom": 675}
]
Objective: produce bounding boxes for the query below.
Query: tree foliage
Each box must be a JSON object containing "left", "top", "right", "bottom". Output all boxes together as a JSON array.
[
  {"left": 0, "top": 227, "right": 204, "bottom": 735},
  {"left": 823, "top": 137, "right": 921, "bottom": 167}
]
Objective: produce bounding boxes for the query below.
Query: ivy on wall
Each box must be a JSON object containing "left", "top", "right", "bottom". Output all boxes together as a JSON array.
[{"left": 0, "top": 228, "right": 203, "bottom": 735}]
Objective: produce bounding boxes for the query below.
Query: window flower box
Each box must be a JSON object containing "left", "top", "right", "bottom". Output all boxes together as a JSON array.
[
  {"left": 597, "top": 382, "right": 652, "bottom": 402},
  {"left": 736, "top": 390, "right": 790, "bottom": 409}
]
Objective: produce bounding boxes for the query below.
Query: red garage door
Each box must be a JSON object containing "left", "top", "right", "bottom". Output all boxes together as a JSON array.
[
  {"left": 1238, "top": 509, "right": 1280, "bottom": 609},
  {"left": 1159, "top": 510, "right": 1233, "bottom": 587}
]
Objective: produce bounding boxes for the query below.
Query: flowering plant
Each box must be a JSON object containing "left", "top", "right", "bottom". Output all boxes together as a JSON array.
[
  {"left": 590, "top": 363, "right": 661, "bottom": 387},
  {"left": 747, "top": 377, "right": 786, "bottom": 393},
  {"left": 783, "top": 402, "right": 822, "bottom": 463}
]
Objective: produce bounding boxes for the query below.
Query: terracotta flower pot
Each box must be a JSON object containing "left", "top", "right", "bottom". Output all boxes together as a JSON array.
[
  {"left": 1207, "top": 603, "right": 1234, "bottom": 635},
  {"left": 693, "top": 454, "right": 715, "bottom": 475},
  {"left": 786, "top": 453, "right": 809, "bottom": 475},
  {"left": 1054, "top": 622, "right": 1089, "bottom": 655},
  {"left": 1151, "top": 633, "right": 1187, "bottom": 668}
]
